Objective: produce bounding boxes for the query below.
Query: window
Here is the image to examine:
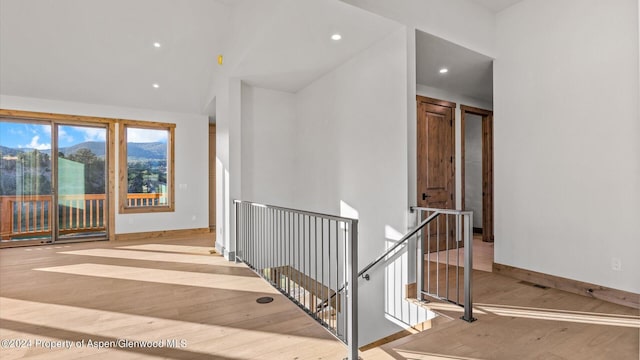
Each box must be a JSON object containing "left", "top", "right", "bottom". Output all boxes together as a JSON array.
[{"left": 119, "top": 121, "right": 175, "bottom": 213}]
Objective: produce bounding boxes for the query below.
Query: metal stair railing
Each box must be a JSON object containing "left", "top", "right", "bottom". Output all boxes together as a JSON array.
[
  {"left": 234, "top": 200, "right": 358, "bottom": 360},
  {"left": 355, "top": 207, "right": 475, "bottom": 323}
]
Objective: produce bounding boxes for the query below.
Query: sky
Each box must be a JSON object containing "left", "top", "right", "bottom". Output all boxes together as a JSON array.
[{"left": 0, "top": 122, "right": 166, "bottom": 150}]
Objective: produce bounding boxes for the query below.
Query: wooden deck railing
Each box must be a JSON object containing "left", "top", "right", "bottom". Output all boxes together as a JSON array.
[
  {"left": 126, "top": 193, "right": 164, "bottom": 207},
  {"left": 0, "top": 193, "right": 163, "bottom": 240}
]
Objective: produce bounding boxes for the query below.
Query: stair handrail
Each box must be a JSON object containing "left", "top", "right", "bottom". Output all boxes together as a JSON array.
[
  {"left": 318, "top": 207, "right": 476, "bottom": 324},
  {"left": 359, "top": 211, "right": 441, "bottom": 280},
  {"left": 316, "top": 211, "right": 441, "bottom": 313}
]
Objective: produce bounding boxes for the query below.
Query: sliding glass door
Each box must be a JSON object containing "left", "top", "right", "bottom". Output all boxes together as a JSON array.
[
  {"left": 0, "top": 118, "right": 109, "bottom": 246},
  {"left": 56, "top": 124, "right": 108, "bottom": 240},
  {"left": 0, "top": 121, "right": 54, "bottom": 245}
]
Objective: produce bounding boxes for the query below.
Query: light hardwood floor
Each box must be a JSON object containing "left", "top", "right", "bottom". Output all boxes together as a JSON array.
[
  {"left": 0, "top": 235, "right": 347, "bottom": 360},
  {"left": 369, "top": 234, "right": 639, "bottom": 359},
  {"left": 427, "top": 235, "right": 493, "bottom": 272},
  {"left": 1, "top": 235, "right": 638, "bottom": 360},
  {"left": 364, "top": 268, "right": 640, "bottom": 360}
]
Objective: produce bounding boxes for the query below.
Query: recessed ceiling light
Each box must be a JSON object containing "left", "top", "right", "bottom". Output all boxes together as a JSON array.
[
  {"left": 439, "top": 68, "right": 449, "bottom": 74},
  {"left": 153, "top": 42, "right": 161, "bottom": 48},
  {"left": 152, "top": 83, "right": 160, "bottom": 88},
  {"left": 331, "top": 34, "right": 342, "bottom": 41}
]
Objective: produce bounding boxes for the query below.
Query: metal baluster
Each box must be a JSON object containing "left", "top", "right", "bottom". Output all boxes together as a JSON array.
[
  {"left": 233, "top": 202, "right": 238, "bottom": 261},
  {"left": 294, "top": 212, "right": 297, "bottom": 303},
  {"left": 239, "top": 203, "right": 243, "bottom": 262},
  {"left": 446, "top": 214, "right": 450, "bottom": 300},
  {"left": 463, "top": 213, "right": 475, "bottom": 322},
  {"left": 245, "top": 204, "right": 249, "bottom": 265},
  {"left": 252, "top": 205, "right": 256, "bottom": 268},
  {"left": 279, "top": 209, "right": 282, "bottom": 289},
  {"left": 271, "top": 208, "right": 275, "bottom": 284},
  {"left": 244, "top": 203, "right": 248, "bottom": 262},
  {"left": 436, "top": 215, "right": 440, "bottom": 298},
  {"left": 257, "top": 206, "right": 261, "bottom": 272},
  {"left": 416, "top": 226, "right": 422, "bottom": 300},
  {"left": 335, "top": 219, "right": 339, "bottom": 336},
  {"left": 328, "top": 220, "right": 333, "bottom": 334},
  {"left": 321, "top": 218, "right": 325, "bottom": 326},
  {"left": 274, "top": 210, "right": 277, "bottom": 291},
  {"left": 242, "top": 203, "right": 245, "bottom": 262},
  {"left": 265, "top": 207, "right": 268, "bottom": 277},
  {"left": 343, "top": 220, "right": 348, "bottom": 342},
  {"left": 251, "top": 205, "right": 254, "bottom": 268},
  {"left": 346, "top": 219, "right": 358, "bottom": 360},
  {"left": 255, "top": 206, "right": 259, "bottom": 271},
  {"left": 287, "top": 211, "right": 291, "bottom": 296},
  {"left": 261, "top": 207, "right": 265, "bottom": 274},
  {"left": 456, "top": 213, "right": 460, "bottom": 305},
  {"left": 273, "top": 209, "right": 277, "bottom": 286},
  {"left": 303, "top": 214, "right": 307, "bottom": 310},
  {"left": 266, "top": 207, "right": 269, "bottom": 277},
  {"left": 268, "top": 207, "right": 271, "bottom": 279},
  {"left": 314, "top": 217, "right": 318, "bottom": 320},
  {"left": 246, "top": 203, "right": 249, "bottom": 263},
  {"left": 255, "top": 205, "right": 258, "bottom": 269},
  {"left": 297, "top": 213, "right": 301, "bottom": 305},
  {"left": 250, "top": 205, "right": 254, "bottom": 268},
  {"left": 264, "top": 207, "right": 267, "bottom": 275},
  {"left": 262, "top": 207, "right": 265, "bottom": 275},
  {"left": 427, "top": 213, "right": 431, "bottom": 296},
  {"left": 234, "top": 202, "right": 238, "bottom": 261},
  {"left": 249, "top": 203, "right": 252, "bottom": 264}
]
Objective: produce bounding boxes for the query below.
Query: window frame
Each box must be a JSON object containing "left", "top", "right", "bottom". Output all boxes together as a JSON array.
[{"left": 118, "top": 120, "right": 175, "bottom": 214}]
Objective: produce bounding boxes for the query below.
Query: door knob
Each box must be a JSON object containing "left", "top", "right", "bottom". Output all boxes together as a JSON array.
[{"left": 422, "top": 193, "right": 430, "bottom": 200}]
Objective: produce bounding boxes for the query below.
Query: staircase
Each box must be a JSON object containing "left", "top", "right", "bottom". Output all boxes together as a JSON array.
[
  {"left": 234, "top": 200, "right": 477, "bottom": 360},
  {"left": 234, "top": 200, "right": 359, "bottom": 360}
]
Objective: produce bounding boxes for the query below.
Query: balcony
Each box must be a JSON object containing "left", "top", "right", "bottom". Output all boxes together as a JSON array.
[{"left": 0, "top": 193, "right": 163, "bottom": 240}]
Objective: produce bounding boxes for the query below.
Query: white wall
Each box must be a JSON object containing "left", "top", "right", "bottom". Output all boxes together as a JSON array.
[
  {"left": 0, "top": 94, "right": 209, "bottom": 234},
  {"left": 415, "top": 84, "right": 492, "bottom": 210},
  {"left": 240, "top": 84, "right": 296, "bottom": 206},
  {"left": 465, "top": 113, "right": 483, "bottom": 226},
  {"left": 294, "top": 28, "right": 432, "bottom": 346},
  {"left": 495, "top": 0, "right": 640, "bottom": 293}
]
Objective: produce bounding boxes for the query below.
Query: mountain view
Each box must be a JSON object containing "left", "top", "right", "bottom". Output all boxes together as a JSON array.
[
  {"left": 0, "top": 141, "right": 167, "bottom": 160},
  {"left": 0, "top": 145, "right": 22, "bottom": 157},
  {"left": 0, "top": 141, "right": 168, "bottom": 196}
]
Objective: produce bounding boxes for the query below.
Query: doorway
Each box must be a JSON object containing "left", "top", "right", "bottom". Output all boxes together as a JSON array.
[
  {"left": 461, "top": 105, "right": 494, "bottom": 243},
  {"left": 0, "top": 111, "right": 114, "bottom": 247}
]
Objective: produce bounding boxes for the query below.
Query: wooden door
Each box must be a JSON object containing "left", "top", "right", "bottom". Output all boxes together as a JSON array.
[
  {"left": 209, "top": 124, "right": 216, "bottom": 230},
  {"left": 417, "top": 96, "right": 456, "bottom": 252}
]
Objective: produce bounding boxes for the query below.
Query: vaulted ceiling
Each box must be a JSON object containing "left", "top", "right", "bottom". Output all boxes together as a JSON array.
[
  {"left": 232, "top": 0, "right": 400, "bottom": 93},
  {"left": 1, "top": 0, "right": 401, "bottom": 115},
  {"left": 1, "top": 0, "right": 519, "bottom": 114},
  {"left": 0, "top": 0, "right": 231, "bottom": 114}
]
